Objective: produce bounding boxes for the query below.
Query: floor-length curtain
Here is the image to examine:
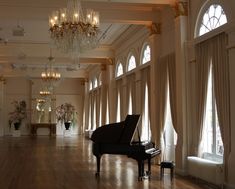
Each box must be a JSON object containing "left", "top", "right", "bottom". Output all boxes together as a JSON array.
[
  {"left": 126, "top": 74, "right": 136, "bottom": 114},
  {"left": 88, "top": 92, "right": 92, "bottom": 130},
  {"left": 195, "top": 40, "right": 211, "bottom": 156},
  {"left": 155, "top": 56, "right": 168, "bottom": 161},
  {"left": 168, "top": 53, "right": 177, "bottom": 135},
  {"left": 116, "top": 79, "right": 122, "bottom": 122},
  {"left": 211, "top": 33, "right": 230, "bottom": 181},
  {"left": 140, "top": 67, "right": 151, "bottom": 141}
]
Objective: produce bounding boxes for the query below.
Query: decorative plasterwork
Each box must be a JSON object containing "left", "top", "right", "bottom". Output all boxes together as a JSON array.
[
  {"left": 174, "top": 1, "right": 188, "bottom": 18},
  {"left": 147, "top": 23, "right": 161, "bottom": 35},
  {"left": 101, "top": 64, "right": 106, "bottom": 71}
]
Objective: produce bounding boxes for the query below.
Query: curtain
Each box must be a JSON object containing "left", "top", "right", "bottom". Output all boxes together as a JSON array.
[
  {"left": 211, "top": 33, "right": 230, "bottom": 181},
  {"left": 126, "top": 74, "right": 136, "bottom": 114},
  {"left": 116, "top": 79, "right": 122, "bottom": 122},
  {"left": 140, "top": 67, "right": 150, "bottom": 141},
  {"left": 195, "top": 40, "right": 211, "bottom": 156},
  {"left": 155, "top": 55, "right": 168, "bottom": 161},
  {"left": 168, "top": 53, "right": 177, "bottom": 135}
]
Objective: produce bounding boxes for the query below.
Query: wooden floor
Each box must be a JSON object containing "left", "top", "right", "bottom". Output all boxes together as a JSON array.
[{"left": 0, "top": 136, "right": 208, "bottom": 189}]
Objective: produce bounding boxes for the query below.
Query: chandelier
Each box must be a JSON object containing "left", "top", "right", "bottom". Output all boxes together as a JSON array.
[
  {"left": 49, "top": 0, "right": 100, "bottom": 55},
  {"left": 39, "top": 90, "right": 51, "bottom": 96},
  {"left": 41, "top": 51, "right": 61, "bottom": 84}
]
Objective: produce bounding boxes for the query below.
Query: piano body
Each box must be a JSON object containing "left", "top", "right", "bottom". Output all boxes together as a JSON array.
[{"left": 91, "top": 114, "right": 161, "bottom": 180}]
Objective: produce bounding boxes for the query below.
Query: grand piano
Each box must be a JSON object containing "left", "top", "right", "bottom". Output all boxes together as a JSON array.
[{"left": 91, "top": 114, "right": 161, "bottom": 180}]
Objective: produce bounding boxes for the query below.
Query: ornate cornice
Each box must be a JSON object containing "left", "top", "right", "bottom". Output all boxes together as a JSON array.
[
  {"left": 147, "top": 23, "right": 161, "bottom": 36},
  {"left": 174, "top": 1, "right": 188, "bottom": 18}
]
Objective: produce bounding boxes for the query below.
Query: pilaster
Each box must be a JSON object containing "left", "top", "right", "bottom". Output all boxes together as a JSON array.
[{"left": 174, "top": 0, "right": 188, "bottom": 175}]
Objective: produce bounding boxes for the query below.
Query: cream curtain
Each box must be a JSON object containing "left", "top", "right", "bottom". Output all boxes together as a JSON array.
[
  {"left": 155, "top": 55, "right": 168, "bottom": 161},
  {"left": 126, "top": 74, "right": 136, "bottom": 114},
  {"left": 116, "top": 79, "right": 123, "bottom": 122},
  {"left": 195, "top": 40, "right": 211, "bottom": 156},
  {"left": 168, "top": 53, "right": 177, "bottom": 134},
  {"left": 140, "top": 67, "right": 151, "bottom": 141},
  {"left": 211, "top": 33, "right": 230, "bottom": 181}
]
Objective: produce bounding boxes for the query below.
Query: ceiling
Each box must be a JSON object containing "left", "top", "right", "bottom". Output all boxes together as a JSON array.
[{"left": 0, "top": 0, "right": 173, "bottom": 79}]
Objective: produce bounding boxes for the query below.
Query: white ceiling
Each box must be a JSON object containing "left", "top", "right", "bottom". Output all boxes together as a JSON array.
[{"left": 0, "top": 0, "right": 172, "bottom": 79}]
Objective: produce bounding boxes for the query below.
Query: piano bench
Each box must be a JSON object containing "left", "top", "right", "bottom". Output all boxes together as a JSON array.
[{"left": 160, "top": 161, "right": 174, "bottom": 181}]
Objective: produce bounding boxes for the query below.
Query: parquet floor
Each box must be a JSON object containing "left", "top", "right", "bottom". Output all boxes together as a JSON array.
[{"left": 0, "top": 136, "right": 209, "bottom": 189}]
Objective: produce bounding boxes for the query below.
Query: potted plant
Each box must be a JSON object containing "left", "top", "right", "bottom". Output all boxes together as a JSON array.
[
  {"left": 56, "top": 103, "right": 77, "bottom": 130},
  {"left": 8, "top": 100, "right": 27, "bottom": 130}
]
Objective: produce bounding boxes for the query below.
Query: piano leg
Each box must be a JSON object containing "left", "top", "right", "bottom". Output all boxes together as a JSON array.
[
  {"left": 95, "top": 155, "right": 101, "bottom": 177},
  {"left": 137, "top": 160, "right": 143, "bottom": 181},
  {"left": 147, "top": 158, "right": 151, "bottom": 177}
]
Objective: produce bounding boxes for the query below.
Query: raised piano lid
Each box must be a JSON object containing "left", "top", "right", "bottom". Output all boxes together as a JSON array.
[{"left": 118, "top": 114, "right": 140, "bottom": 144}]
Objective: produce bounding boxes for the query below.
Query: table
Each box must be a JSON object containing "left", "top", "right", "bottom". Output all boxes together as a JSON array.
[{"left": 31, "top": 123, "right": 56, "bottom": 136}]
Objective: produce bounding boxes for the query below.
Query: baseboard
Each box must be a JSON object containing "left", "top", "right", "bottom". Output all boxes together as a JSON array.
[{"left": 175, "top": 167, "right": 187, "bottom": 176}]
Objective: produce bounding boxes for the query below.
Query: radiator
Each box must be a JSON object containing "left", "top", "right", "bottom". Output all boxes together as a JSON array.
[{"left": 187, "top": 156, "right": 223, "bottom": 185}]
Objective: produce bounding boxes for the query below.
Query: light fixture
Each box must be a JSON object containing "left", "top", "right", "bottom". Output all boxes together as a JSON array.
[
  {"left": 39, "top": 90, "right": 51, "bottom": 96},
  {"left": 49, "top": 0, "right": 100, "bottom": 55},
  {"left": 41, "top": 49, "right": 61, "bottom": 85}
]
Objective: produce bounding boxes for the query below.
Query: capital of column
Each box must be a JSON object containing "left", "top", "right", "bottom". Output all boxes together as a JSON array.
[
  {"left": 173, "top": 1, "right": 188, "bottom": 18},
  {"left": 147, "top": 23, "right": 161, "bottom": 36},
  {"left": 80, "top": 78, "right": 88, "bottom": 86},
  {"left": 100, "top": 64, "right": 106, "bottom": 71},
  {"left": 0, "top": 76, "right": 6, "bottom": 84}
]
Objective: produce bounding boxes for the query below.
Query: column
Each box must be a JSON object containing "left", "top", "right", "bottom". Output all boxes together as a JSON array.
[
  {"left": 81, "top": 78, "right": 89, "bottom": 133},
  {"left": 174, "top": 0, "right": 188, "bottom": 175},
  {"left": 226, "top": 26, "right": 235, "bottom": 188},
  {"left": 0, "top": 77, "right": 5, "bottom": 136},
  {"left": 148, "top": 23, "right": 161, "bottom": 146}
]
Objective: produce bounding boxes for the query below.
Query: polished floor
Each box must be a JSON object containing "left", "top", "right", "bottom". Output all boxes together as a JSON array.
[{"left": 0, "top": 136, "right": 209, "bottom": 189}]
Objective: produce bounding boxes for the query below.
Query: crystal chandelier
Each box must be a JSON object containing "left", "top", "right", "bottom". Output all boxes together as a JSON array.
[
  {"left": 39, "top": 90, "right": 51, "bottom": 96},
  {"left": 49, "top": 0, "right": 100, "bottom": 55},
  {"left": 41, "top": 51, "right": 61, "bottom": 84}
]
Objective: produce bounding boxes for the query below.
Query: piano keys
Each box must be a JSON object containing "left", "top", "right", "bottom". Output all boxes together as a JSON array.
[{"left": 91, "top": 114, "right": 161, "bottom": 180}]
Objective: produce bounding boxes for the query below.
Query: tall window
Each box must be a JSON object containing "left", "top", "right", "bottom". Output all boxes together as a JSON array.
[
  {"left": 89, "top": 81, "right": 93, "bottom": 91},
  {"left": 93, "top": 78, "right": 98, "bottom": 88},
  {"left": 199, "top": 4, "right": 227, "bottom": 36},
  {"left": 106, "top": 93, "right": 110, "bottom": 124},
  {"left": 116, "top": 63, "right": 124, "bottom": 77},
  {"left": 128, "top": 91, "right": 132, "bottom": 115},
  {"left": 127, "top": 55, "right": 136, "bottom": 71},
  {"left": 202, "top": 64, "right": 223, "bottom": 160},
  {"left": 141, "top": 84, "right": 151, "bottom": 141},
  {"left": 116, "top": 92, "right": 121, "bottom": 122},
  {"left": 142, "top": 45, "right": 151, "bottom": 64}
]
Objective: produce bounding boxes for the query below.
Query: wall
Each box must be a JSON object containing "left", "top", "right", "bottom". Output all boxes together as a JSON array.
[{"left": 0, "top": 77, "right": 84, "bottom": 136}]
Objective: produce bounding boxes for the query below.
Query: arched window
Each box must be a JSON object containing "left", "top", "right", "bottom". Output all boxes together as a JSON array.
[
  {"left": 127, "top": 55, "right": 136, "bottom": 71},
  {"left": 116, "top": 63, "right": 124, "bottom": 77},
  {"left": 93, "top": 78, "right": 98, "bottom": 88},
  {"left": 199, "top": 4, "right": 227, "bottom": 36},
  {"left": 142, "top": 45, "right": 151, "bottom": 64}
]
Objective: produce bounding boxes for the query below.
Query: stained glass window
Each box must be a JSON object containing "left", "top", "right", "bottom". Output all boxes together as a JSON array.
[{"left": 116, "top": 63, "right": 123, "bottom": 77}]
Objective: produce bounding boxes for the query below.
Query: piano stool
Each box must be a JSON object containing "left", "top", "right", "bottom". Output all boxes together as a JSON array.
[{"left": 160, "top": 161, "right": 175, "bottom": 181}]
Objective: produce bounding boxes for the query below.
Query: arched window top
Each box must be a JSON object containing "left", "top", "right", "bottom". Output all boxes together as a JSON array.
[
  {"left": 198, "top": 4, "right": 227, "bottom": 36},
  {"left": 116, "top": 63, "right": 124, "bottom": 77},
  {"left": 93, "top": 78, "right": 98, "bottom": 88},
  {"left": 89, "top": 81, "right": 93, "bottom": 91},
  {"left": 127, "top": 55, "right": 136, "bottom": 71},
  {"left": 142, "top": 44, "right": 151, "bottom": 64}
]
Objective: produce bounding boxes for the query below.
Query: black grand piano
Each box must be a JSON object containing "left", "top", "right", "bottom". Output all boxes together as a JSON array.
[{"left": 91, "top": 114, "right": 161, "bottom": 180}]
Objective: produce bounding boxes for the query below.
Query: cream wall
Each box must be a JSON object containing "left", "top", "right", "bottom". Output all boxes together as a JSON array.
[{"left": 0, "top": 77, "right": 84, "bottom": 136}]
